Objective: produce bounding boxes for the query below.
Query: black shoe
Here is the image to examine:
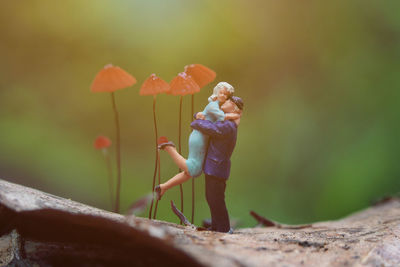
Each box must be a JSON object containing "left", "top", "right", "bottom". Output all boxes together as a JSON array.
[
  {"left": 154, "top": 185, "right": 162, "bottom": 200},
  {"left": 202, "top": 218, "right": 212, "bottom": 229}
]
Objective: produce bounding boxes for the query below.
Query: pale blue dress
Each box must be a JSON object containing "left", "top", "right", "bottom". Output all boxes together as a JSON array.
[{"left": 186, "top": 101, "right": 225, "bottom": 177}]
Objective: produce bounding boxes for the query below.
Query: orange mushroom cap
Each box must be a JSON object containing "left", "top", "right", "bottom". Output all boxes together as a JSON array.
[
  {"left": 184, "top": 64, "right": 216, "bottom": 88},
  {"left": 91, "top": 64, "right": 137, "bottom": 93},
  {"left": 139, "top": 74, "right": 170, "bottom": 96},
  {"left": 94, "top": 136, "right": 112, "bottom": 150},
  {"left": 167, "top": 72, "right": 200, "bottom": 96}
]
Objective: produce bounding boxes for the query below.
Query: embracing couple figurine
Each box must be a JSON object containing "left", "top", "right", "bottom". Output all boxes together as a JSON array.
[{"left": 155, "top": 82, "right": 244, "bottom": 233}]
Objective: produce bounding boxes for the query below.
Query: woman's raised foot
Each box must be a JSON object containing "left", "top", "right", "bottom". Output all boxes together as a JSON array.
[
  {"left": 154, "top": 185, "right": 165, "bottom": 200},
  {"left": 157, "top": 136, "right": 175, "bottom": 150}
]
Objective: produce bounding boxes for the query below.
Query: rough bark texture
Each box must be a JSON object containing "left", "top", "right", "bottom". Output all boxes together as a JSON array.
[{"left": 0, "top": 179, "right": 399, "bottom": 266}]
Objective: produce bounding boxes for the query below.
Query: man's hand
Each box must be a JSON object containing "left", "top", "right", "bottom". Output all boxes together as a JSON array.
[
  {"left": 196, "top": 112, "right": 206, "bottom": 120},
  {"left": 224, "top": 113, "right": 241, "bottom": 121}
]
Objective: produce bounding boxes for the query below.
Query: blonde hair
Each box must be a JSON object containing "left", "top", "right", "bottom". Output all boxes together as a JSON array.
[{"left": 208, "top": 82, "right": 234, "bottom": 102}]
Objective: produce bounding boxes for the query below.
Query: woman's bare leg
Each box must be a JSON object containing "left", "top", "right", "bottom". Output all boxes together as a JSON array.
[
  {"left": 164, "top": 146, "right": 189, "bottom": 173},
  {"left": 159, "top": 171, "right": 191, "bottom": 196}
]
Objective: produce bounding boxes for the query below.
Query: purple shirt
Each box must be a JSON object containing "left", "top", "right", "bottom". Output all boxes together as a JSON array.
[{"left": 190, "top": 119, "right": 238, "bottom": 180}]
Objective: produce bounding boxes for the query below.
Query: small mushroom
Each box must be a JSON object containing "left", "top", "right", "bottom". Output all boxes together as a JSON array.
[
  {"left": 94, "top": 135, "right": 112, "bottom": 150},
  {"left": 168, "top": 72, "right": 200, "bottom": 96},
  {"left": 140, "top": 73, "right": 170, "bottom": 96},
  {"left": 94, "top": 136, "right": 114, "bottom": 210},
  {"left": 91, "top": 64, "right": 136, "bottom": 213},
  {"left": 166, "top": 72, "right": 200, "bottom": 217},
  {"left": 184, "top": 64, "right": 216, "bottom": 88},
  {"left": 139, "top": 74, "right": 170, "bottom": 219},
  {"left": 91, "top": 64, "right": 136, "bottom": 93}
]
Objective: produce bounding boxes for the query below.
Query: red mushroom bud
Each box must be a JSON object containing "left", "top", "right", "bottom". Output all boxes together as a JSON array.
[{"left": 94, "top": 136, "right": 112, "bottom": 150}]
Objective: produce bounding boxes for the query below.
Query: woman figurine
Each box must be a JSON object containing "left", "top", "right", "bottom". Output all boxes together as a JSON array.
[{"left": 155, "top": 82, "right": 239, "bottom": 199}]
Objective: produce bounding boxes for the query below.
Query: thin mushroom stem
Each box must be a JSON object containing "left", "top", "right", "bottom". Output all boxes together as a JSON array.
[
  {"left": 148, "top": 95, "right": 159, "bottom": 219},
  {"left": 191, "top": 94, "right": 194, "bottom": 119},
  {"left": 111, "top": 92, "right": 122, "bottom": 213},
  {"left": 191, "top": 94, "right": 195, "bottom": 224},
  {"left": 178, "top": 95, "right": 184, "bottom": 223},
  {"left": 103, "top": 150, "right": 114, "bottom": 210},
  {"left": 179, "top": 96, "right": 182, "bottom": 157},
  {"left": 148, "top": 192, "right": 155, "bottom": 219},
  {"left": 153, "top": 199, "right": 159, "bottom": 219},
  {"left": 153, "top": 148, "right": 161, "bottom": 219}
]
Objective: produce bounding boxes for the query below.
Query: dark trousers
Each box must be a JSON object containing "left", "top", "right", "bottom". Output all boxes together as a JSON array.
[{"left": 205, "top": 174, "right": 230, "bottom": 232}]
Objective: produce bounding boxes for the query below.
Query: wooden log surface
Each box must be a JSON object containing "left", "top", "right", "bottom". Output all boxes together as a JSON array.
[{"left": 0, "top": 178, "right": 399, "bottom": 266}]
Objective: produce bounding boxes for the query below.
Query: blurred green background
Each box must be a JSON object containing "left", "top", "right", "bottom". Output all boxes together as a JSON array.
[{"left": 1, "top": 0, "right": 399, "bottom": 227}]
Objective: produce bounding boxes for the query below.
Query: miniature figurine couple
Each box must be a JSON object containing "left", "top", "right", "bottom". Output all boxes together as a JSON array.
[{"left": 156, "top": 82, "right": 243, "bottom": 233}]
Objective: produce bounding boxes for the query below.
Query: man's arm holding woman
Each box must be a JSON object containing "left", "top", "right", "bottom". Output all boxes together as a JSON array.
[{"left": 190, "top": 119, "right": 234, "bottom": 138}]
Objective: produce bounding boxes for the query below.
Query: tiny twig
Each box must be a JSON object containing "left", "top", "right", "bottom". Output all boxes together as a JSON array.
[
  {"left": 250, "top": 211, "right": 313, "bottom": 229},
  {"left": 171, "top": 201, "right": 192, "bottom": 227},
  {"left": 250, "top": 211, "right": 276, "bottom": 227}
]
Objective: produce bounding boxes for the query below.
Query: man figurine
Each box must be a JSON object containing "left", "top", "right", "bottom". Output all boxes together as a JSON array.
[{"left": 191, "top": 96, "right": 244, "bottom": 233}]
